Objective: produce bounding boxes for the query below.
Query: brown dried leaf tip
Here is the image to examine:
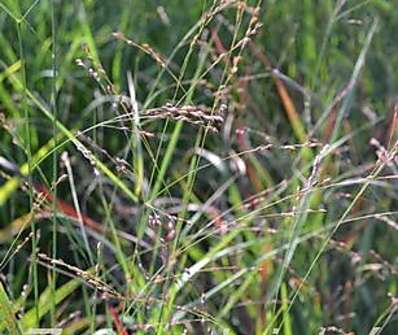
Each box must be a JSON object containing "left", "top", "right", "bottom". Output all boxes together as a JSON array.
[{"left": 144, "top": 103, "right": 226, "bottom": 133}]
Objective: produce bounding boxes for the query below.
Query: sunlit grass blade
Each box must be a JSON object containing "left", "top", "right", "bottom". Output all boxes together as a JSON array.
[
  {"left": 20, "top": 277, "right": 82, "bottom": 330},
  {"left": 0, "top": 281, "right": 21, "bottom": 335}
]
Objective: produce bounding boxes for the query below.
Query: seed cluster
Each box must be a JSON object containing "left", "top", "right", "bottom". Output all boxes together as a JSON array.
[{"left": 144, "top": 103, "right": 226, "bottom": 132}]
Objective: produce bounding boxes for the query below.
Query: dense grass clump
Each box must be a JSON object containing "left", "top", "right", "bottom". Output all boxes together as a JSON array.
[{"left": 1, "top": 1, "right": 398, "bottom": 334}]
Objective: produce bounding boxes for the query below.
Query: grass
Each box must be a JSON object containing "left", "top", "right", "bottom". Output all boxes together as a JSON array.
[{"left": 1, "top": 0, "right": 398, "bottom": 334}]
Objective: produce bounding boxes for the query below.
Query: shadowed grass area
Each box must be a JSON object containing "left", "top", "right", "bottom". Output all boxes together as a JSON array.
[{"left": 1, "top": 1, "right": 398, "bottom": 334}]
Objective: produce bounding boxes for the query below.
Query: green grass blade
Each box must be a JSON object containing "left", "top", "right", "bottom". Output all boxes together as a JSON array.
[
  {"left": 20, "top": 277, "right": 82, "bottom": 330},
  {"left": 0, "top": 281, "right": 21, "bottom": 335}
]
